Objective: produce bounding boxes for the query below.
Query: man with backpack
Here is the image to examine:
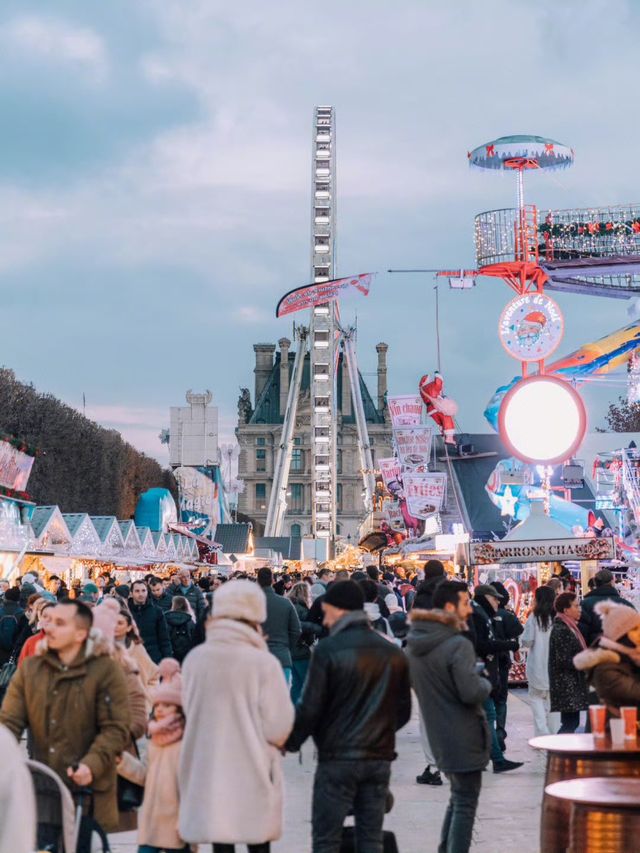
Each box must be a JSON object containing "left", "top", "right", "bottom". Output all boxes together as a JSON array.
[{"left": 0, "top": 588, "right": 24, "bottom": 666}]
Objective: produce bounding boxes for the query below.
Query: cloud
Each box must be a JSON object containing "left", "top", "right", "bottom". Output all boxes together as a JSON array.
[
  {"left": 0, "top": 0, "right": 638, "bottom": 461},
  {"left": 1, "top": 15, "right": 108, "bottom": 81}
]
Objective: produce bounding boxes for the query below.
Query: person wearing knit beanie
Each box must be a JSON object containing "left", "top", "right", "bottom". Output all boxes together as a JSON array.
[
  {"left": 158, "top": 656, "right": 181, "bottom": 682},
  {"left": 595, "top": 600, "right": 640, "bottom": 642},
  {"left": 152, "top": 672, "right": 183, "bottom": 709},
  {"left": 91, "top": 598, "right": 121, "bottom": 652},
  {"left": 212, "top": 578, "right": 266, "bottom": 624},
  {"left": 137, "top": 659, "right": 188, "bottom": 852},
  {"left": 323, "top": 580, "right": 365, "bottom": 614},
  {"left": 574, "top": 600, "right": 640, "bottom": 714}
]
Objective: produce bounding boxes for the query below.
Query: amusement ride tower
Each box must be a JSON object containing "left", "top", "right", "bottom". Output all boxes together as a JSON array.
[
  {"left": 309, "top": 106, "right": 338, "bottom": 541},
  {"left": 265, "top": 107, "right": 376, "bottom": 549}
]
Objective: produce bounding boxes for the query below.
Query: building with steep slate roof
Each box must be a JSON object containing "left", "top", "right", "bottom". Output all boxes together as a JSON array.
[{"left": 236, "top": 338, "right": 392, "bottom": 540}]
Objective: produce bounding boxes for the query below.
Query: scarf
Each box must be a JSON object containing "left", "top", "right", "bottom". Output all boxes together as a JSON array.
[
  {"left": 599, "top": 636, "right": 640, "bottom": 666},
  {"left": 148, "top": 712, "right": 184, "bottom": 747},
  {"left": 557, "top": 613, "right": 587, "bottom": 650}
]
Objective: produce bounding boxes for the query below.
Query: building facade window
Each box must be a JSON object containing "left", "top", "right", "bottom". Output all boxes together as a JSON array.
[
  {"left": 256, "top": 448, "right": 266, "bottom": 472},
  {"left": 337, "top": 449, "right": 343, "bottom": 474},
  {"left": 291, "top": 448, "right": 303, "bottom": 471},
  {"left": 256, "top": 436, "right": 266, "bottom": 445},
  {"left": 255, "top": 483, "right": 266, "bottom": 508},
  {"left": 290, "top": 523, "right": 301, "bottom": 537},
  {"left": 289, "top": 483, "right": 304, "bottom": 512},
  {"left": 337, "top": 483, "right": 343, "bottom": 511}
]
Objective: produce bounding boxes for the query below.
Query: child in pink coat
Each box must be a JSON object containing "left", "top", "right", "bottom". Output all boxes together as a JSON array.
[{"left": 136, "top": 659, "right": 191, "bottom": 853}]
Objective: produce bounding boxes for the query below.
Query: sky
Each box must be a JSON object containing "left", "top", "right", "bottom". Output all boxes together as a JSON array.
[{"left": 1, "top": 0, "right": 639, "bottom": 463}]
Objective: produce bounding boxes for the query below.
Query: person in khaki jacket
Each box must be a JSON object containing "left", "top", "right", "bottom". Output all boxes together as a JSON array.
[{"left": 0, "top": 599, "right": 130, "bottom": 837}]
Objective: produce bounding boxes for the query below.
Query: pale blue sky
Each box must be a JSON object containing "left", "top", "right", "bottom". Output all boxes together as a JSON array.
[{"left": 1, "top": 0, "right": 638, "bottom": 460}]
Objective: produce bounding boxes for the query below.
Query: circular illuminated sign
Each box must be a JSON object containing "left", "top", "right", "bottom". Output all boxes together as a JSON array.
[
  {"left": 498, "top": 293, "right": 564, "bottom": 362},
  {"left": 498, "top": 376, "right": 587, "bottom": 465}
]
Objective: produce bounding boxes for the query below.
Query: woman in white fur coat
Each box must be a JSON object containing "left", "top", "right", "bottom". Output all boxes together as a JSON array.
[{"left": 178, "top": 580, "right": 294, "bottom": 853}]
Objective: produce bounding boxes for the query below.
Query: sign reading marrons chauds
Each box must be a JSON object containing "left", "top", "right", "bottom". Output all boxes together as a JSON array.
[{"left": 469, "top": 537, "right": 615, "bottom": 565}]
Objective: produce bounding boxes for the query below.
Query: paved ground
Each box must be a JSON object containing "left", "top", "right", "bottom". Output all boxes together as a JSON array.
[{"left": 111, "top": 689, "right": 546, "bottom": 852}]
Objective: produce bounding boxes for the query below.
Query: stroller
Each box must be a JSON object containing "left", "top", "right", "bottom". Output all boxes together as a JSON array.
[{"left": 27, "top": 760, "right": 110, "bottom": 853}]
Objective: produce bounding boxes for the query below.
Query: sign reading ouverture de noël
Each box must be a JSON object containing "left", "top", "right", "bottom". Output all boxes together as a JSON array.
[{"left": 498, "top": 292, "right": 564, "bottom": 362}]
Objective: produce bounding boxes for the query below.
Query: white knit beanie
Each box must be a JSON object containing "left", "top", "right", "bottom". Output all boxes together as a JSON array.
[{"left": 212, "top": 579, "right": 266, "bottom": 624}]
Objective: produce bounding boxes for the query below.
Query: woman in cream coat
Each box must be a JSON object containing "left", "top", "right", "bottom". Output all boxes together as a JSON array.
[{"left": 179, "top": 580, "right": 294, "bottom": 853}]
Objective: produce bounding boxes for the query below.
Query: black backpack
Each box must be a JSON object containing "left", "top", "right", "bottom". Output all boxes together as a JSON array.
[
  {"left": 169, "top": 619, "right": 194, "bottom": 662},
  {"left": 0, "top": 613, "right": 19, "bottom": 652}
]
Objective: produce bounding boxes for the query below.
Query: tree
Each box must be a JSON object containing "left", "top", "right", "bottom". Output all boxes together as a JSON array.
[
  {"left": 604, "top": 396, "right": 640, "bottom": 432},
  {"left": 0, "top": 367, "right": 177, "bottom": 515}
]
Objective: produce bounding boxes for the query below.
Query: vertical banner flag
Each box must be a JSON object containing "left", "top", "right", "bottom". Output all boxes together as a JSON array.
[
  {"left": 378, "top": 457, "right": 402, "bottom": 490},
  {"left": 403, "top": 472, "right": 448, "bottom": 517},
  {"left": 276, "top": 273, "right": 373, "bottom": 318},
  {"left": 387, "top": 395, "right": 423, "bottom": 427},
  {"left": 0, "top": 441, "right": 35, "bottom": 492},
  {"left": 393, "top": 426, "right": 433, "bottom": 471}
]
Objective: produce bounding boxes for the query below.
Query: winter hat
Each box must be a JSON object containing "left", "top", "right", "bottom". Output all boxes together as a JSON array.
[
  {"left": 490, "top": 581, "right": 510, "bottom": 607},
  {"left": 474, "top": 584, "right": 501, "bottom": 601},
  {"left": 92, "top": 598, "right": 121, "bottom": 649},
  {"left": 212, "top": 579, "right": 266, "bottom": 624},
  {"left": 423, "top": 559, "right": 445, "bottom": 580},
  {"left": 595, "top": 600, "right": 640, "bottom": 642},
  {"left": 324, "top": 580, "right": 365, "bottom": 612},
  {"left": 83, "top": 582, "right": 99, "bottom": 595},
  {"left": 22, "top": 573, "right": 37, "bottom": 585},
  {"left": 153, "top": 672, "right": 183, "bottom": 708},
  {"left": 4, "top": 587, "right": 20, "bottom": 602},
  {"left": 158, "top": 657, "right": 181, "bottom": 682}
]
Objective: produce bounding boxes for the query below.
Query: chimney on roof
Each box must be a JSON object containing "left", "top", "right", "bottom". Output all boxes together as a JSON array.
[
  {"left": 279, "top": 337, "right": 291, "bottom": 417},
  {"left": 254, "top": 343, "right": 276, "bottom": 404},
  {"left": 376, "top": 342, "right": 388, "bottom": 413}
]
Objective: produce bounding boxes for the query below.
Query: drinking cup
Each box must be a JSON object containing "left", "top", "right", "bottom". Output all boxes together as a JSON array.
[
  {"left": 620, "top": 706, "right": 638, "bottom": 739},
  {"left": 610, "top": 718, "right": 625, "bottom": 744},
  {"left": 589, "top": 705, "right": 607, "bottom": 738}
]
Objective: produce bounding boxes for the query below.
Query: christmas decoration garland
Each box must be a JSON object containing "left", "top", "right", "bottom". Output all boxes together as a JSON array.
[
  {"left": 539, "top": 218, "right": 640, "bottom": 238},
  {"left": 0, "top": 431, "right": 41, "bottom": 457},
  {"left": 0, "top": 484, "right": 32, "bottom": 502}
]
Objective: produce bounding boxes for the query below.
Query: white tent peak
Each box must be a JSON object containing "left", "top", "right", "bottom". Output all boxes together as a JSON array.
[{"left": 504, "top": 500, "right": 571, "bottom": 541}]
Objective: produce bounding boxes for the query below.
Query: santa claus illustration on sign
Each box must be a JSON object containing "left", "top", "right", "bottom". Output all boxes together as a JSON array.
[
  {"left": 516, "top": 311, "right": 547, "bottom": 347},
  {"left": 419, "top": 371, "right": 458, "bottom": 445}
]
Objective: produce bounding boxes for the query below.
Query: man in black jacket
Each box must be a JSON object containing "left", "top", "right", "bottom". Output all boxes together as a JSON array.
[
  {"left": 578, "top": 569, "right": 635, "bottom": 646},
  {"left": 149, "top": 576, "right": 173, "bottom": 613},
  {"left": 490, "top": 581, "right": 524, "bottom": 752},
  {"left": 0, "top": 587, "right": 24, "bottom": 666},
  {"left": 286, "top": 580, "right": 411, "bottom": 853},
  {"left": 471, "top": 585, "right": 522, "bottom": 773},
  {"left": 171, "top": 569, "right": 206, "bottom": 624},
  {"left": 129, "top": 580, "right": 172, "bottom": 663}
]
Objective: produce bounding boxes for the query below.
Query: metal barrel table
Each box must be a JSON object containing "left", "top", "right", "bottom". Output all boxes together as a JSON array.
[
  {"left": 529, "top": 734, "right": 640, "bottom": 853},
  {"left": 545, "top": 777, "right": 640, "bottom": 853}
]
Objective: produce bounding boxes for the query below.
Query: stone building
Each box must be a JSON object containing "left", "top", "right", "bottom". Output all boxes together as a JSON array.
[{"left": 236, "top": 338, "right": 392, "bottom": 541}]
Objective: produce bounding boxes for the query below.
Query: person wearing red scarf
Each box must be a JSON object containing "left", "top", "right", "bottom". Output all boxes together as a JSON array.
[{"left": 549, "top": 592, "right": 589, "bottom": 733}]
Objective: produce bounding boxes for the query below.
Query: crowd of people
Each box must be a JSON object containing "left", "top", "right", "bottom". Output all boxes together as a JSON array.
[{"left": 0, "top": 560, "right": 637, "bottom": 853}]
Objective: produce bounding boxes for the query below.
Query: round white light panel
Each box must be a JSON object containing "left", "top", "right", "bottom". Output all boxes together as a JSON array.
[{"left": 499, "top": 376, "right": 587, "bottom": 465}]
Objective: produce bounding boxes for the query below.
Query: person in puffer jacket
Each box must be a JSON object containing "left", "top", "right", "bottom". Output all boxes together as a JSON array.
[{"left": 574, "top": 600, "right": 640, "bottom": 714}]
